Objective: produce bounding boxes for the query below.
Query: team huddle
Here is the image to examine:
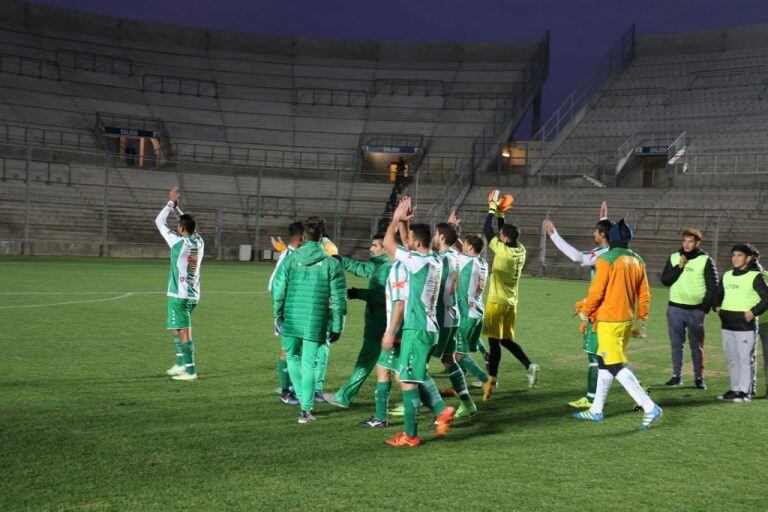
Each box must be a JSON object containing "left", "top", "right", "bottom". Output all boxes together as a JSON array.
[{"left": 154, "top": 186, "right": 768, "bottom": 447}]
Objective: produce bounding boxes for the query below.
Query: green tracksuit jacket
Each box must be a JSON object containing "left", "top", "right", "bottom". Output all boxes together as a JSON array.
[
  {"left": 342, "top": 253, "right": 391, "bottom": 340},
  {"left": 271, "top": 241, "right": 347, "bottom": 342}
]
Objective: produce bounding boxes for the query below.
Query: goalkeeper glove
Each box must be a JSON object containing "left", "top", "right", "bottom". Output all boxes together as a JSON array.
[
  {"left": 488, "top": 189, "right": 500, "bottom": 215},
  {"left": 270, "top": 236, "right": 287, "bottom": 253},
  {"left": 321, "top": 236, "right": 339, "bottom": 257},
  {"left": 497, "top": 194, "right": 514, "bottom": 216}
]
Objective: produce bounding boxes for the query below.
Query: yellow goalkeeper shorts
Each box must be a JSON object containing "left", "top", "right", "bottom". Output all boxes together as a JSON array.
[
  {"left": 482, "top": 302, "right": 517, "bottom": 340},
  {"left": 596, "top": 321, "right": 633, "bottom": 365}
]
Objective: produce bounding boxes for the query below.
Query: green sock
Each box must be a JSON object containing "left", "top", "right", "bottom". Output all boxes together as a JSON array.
[
  {"left": 458, "top": 355, "right": 488, "bottom": 383},
  {"left": 277, "top": 358, "right": 290, "bottom": 391},
  {"left": 447, "top": 363, "right": 473, "bottom": 407},
  {"left": 419, "top": 375, "right": 446, "bottom": 415},
  {"left": 181, "top": 340, "right": 196, "bottom": 375},
  {"left": 374, "top": 381, "right": 391, "bottom": 421},
  {"left": 587, "top": 354, "right": 598, "bottom": 403},
  {"left": 173, "top": 335, "right": 184, "bottom": 366},
  {"left": 403, "top": 389, "right": 420, "bottom": 438}
]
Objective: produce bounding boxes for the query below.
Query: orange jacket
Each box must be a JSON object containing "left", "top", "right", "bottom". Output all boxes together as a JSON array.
[{"left": 582, "top": 247, "right": 651, "bottom": 322}]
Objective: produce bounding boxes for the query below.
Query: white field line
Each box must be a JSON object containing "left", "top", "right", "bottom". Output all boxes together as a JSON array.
[
  {"left": 0, "top": 291, "right": 269, "bottom": 308},
  {"left": 0, "top": 292, "right": 136, "bottom": 309},
  {"left": 0, "top": 291, "right": 269, "bottom": 295}
]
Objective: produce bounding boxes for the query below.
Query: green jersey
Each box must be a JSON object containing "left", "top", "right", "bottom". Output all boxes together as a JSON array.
[
  {"left": 457, "top": 252, "right": 488, "bottom": 320},
  {"left": 394, "top": 246, "right": 442, "bottom": 333},
  {"left": 155, "top": 202, "right": 204, "bottom": 301},
  {"left": 437, "top": 247, "right": 460, "bottom": 328}
]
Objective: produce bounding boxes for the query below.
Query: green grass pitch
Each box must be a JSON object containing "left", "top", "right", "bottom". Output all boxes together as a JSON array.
[{"left": 1, "top": 257, "right": 766, "bottom": 511}]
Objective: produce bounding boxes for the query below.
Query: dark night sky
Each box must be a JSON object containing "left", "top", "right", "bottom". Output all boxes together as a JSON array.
[{"left": 35, "top": 0, "right": 768, "bottom": 122}]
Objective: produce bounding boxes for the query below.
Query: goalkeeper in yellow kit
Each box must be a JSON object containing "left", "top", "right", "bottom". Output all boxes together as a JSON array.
[{"left": 482, "top": 190, "right": 540, "bottom": 400}]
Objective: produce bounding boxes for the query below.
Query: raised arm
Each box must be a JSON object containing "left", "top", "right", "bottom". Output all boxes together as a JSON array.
[
  {"left": 155, "top": 187, "right": 183, "bottom": 248},
  {"left": 543, "top": 219, "right": 595, "bottom": 266},
  {"left": 384, "top": 197, "right": 412, "bottom": 258}
]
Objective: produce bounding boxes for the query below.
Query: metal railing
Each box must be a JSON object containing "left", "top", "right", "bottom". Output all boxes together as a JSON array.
[
  {"left": 293, "top": 87, "right": 369, "bottom": 107},
  {"left": 55, "top": 49, "right": 133, "bottom": 76},
  {"left": 0, "top": 122, "right": 95, "bottom": 151},
  {"left": 524, "top": 24, "right": 636, "bottom": 174},
  {"left": 373, "top": 79, "right": 446, "bottom": 96},
  {"left": 142, "top": 74, "right": 218, "bottom": 98},
  {"left": 0, "top": 52, "right": 59, "bottom": 80},
  {"left": 172, "top": 143, "right": 359, "bottom": 170}
]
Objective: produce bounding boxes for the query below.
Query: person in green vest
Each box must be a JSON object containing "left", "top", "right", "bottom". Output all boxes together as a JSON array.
[
  {"left": 713, "top": 243, "right": 768, "bottom": 403},
  {"left": 758, "top": 271, "right": 768, "bottom": 398},
  {"left": 660, "top": 228, "right": 718, "bottom": 389},
  {"left": 324, "top": 233, "right": 392, "bottom": 408}
]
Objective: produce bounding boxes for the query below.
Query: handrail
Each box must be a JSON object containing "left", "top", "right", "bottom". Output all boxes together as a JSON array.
[
  {"left": 293, "top": 87, "right": 369, "bottom": 107},
  {"left": 55, "top": 49, "right": 133, "bottom": 76},
  {"left": 373, "top": 79, "right": 446, "bottom": 96},
  {"left": 0, "top": 52, "right": 59, "bottom": 80},
  {"left": 142, "top": 74, "right": 218, "bottom": 98},
  {"left": 0, "top": 122, "right": 94, "bottom": 151}
]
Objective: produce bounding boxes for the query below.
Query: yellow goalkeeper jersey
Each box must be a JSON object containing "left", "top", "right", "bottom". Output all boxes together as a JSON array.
[{"left": 487, "top": 236, "right": 526, "bottom": 307}]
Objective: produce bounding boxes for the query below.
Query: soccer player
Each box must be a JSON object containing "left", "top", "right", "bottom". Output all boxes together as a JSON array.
[
  {"left": 269, "top": 222, "right": 303, "bottom": 405},
  {"left": 573, "top": 219, "right": 662, "bottom": 430},
  {"left": 482, "top": 190, "right": 539, "bottom": 401},
  {"left": 542, "top": 201, "right": 611, "bottom": 408},
  {"left": 713, "top": 244, "right": 768, "bottom": 403},
  {"left": 156, "top": 187, "right": 204, "bottom": 381},
  {"left": 660, "top": 228, "right": 718, "bottom": 389},
  {"left": 271, "top": 217, "right": 347, "bottom": 424},
  {"left": 454, "top": 230, "right": 490, "bottom": 394},
  {"left": 324, "top": 233, "right": 391, "bottom": 408},
  {"left": 381, "top": 197, "right": 455, "bottom": 447},
  {"left": 432, "top": 221, "right": 477, "bottom": 417},
  {"left": 360, "top": 256, "right": 409, "bottom": 428}
]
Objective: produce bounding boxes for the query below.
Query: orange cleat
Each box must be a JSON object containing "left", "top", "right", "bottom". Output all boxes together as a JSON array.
[
  {"left": 482, "top": 376, "right": 497, "bottom": 402},
  {"left": 385, "top": 432, "right": 420, "bottom": 447},
  {"left": 434, "top": 406, "right": 456, "bottom": 436}
]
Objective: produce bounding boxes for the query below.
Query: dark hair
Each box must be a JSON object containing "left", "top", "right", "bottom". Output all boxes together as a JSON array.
[
  {"left": 372, "top": 232, "right": 386, "bottom": 242},
  {"left": 732, "top": 243, "right": 759, "bottom": 259},
  {"left": 178, "top": 214, "right": 196, "bottom": 234},
  {"left": 500, "top": 223, "right": 519, "bottom": 245},
  {"left": 436, "top": 222, "right": 459, "bottom": 246},
  {"left": 682, "top": 228, "right": 702, "bottom": 242},
  {"left": 465, "top": 234, "right": 484, "bottom": 254},
  {"left": 304, "top": 216, "right": 325, "bottom": 242},
  {"left": 409, "top": 223, "right": 431, "bottom": 247},
  {"left": 288, "top": 222, "right": 304, "bottom": 238},
  {"left": 595, "top": 219, "right": 612, "bottom": 240}
]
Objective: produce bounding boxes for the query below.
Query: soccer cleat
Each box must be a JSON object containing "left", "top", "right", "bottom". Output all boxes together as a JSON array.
[
  {"left": 440, "top": 387, "right": 458, "bottom": 398},
  {"left": 166, "top": 364, "right": 186, "bottom": 376},
  {"left": 694, "top": 378, "right": 707, "bottom": 390},
  {"left": 718, "top": 390, "right": 737, "bottom": 401},
  {"left": 572, "top": 410, "right": 604, "bottom": 422},
  {"left": 298, "top": 411, "right": 316, "bottom": 424},
  {"left": 275, "top": 386, "right": 295, "bottom": 395},
  {"left": 527, "top": 363, "right": 541, "bottom": 388},
  {"left": 172, "top": 372, "right": 198, "bottom": 381},
  {"left": 482, "top": 376, "right": 497, "bottom": 401},
  {"left": 280, "top": 391, "right": 299, "bottom": 405},
  {"left": 665, "top": 375, "right": 682, "bottom": 387},
  {"left": 361, "top": 417, "right": 389, "bottom": 428},
  {"left": 455, "top": 402, "right": 477, "bottom": 418},
  {"left": 733, "top": 392, "right": 751, "bottom": 403},
  {"left": 323, "top": 392, "right": 349, "bottom": 409},
  {"left": 639, "top": 405, "right": 663, "bottom": 430},
  {"left": 388, "top": 403, "right": 405, "bottom": 416},
  {"left": 385, "top": 432, "right": 420, "bottom": 447},
  {"left": 434, "top": 406, "right": 456, "bottom": 436},
  {"left": 568, "top": 397, "right": 593, "bottom": 409},
  {"left": 313, "top": 391, "right": 326, "bottom": 403}
]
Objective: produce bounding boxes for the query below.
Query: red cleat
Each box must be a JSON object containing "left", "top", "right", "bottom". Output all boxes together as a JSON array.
[
  {"left": 435, "top": 406, "right": 456, "bottom": 436},
  {"left": 385, "top": 431, "right": 420, "bottom": 447}
]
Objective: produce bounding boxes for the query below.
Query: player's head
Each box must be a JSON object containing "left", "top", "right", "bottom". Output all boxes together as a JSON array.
[
  {"left": 408, "top": 223, "right": 431, "bottom": 251},
  {"left": 499, "top": 223, "right": 519, "bottom": 246},
  {"left": 370, "top": 232, "right": 386, "bottom": 256},
  {"left": 303, "top": 216, "right": 325, "bottom": 242},
  {"left": 681, "top": 228, "right": 703, "bottom": 253},
  {"left": 177, "top": 214, "right": 196, "bottom": 236},
  {"left": 464, "top": 234, "right": 484, "bottom": 256},
  {"left": 608, "top": 218, "right": 632, "bottom": 248},
  {"left": 288, "top": 222, "right": 304, "bottom": 246},
  {"left": 731, "top": 243, "right": 759, "bottom": 270},
  {"left": 434, "top": 222, "right": 458, "bottom": 250},
  {"left": 594, "top": 219, "right": 612, "bottom": 246}
]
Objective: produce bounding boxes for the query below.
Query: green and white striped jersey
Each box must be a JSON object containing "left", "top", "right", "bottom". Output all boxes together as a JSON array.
[
  {"left": 155, "top": 202, "right": 204, "bottom": 301},
  {"left": 395, "top": 246, "right": 442, "bottom": 332},
  {"left": 385, "top": 260, "right": 409, "bottom": 339},
  {"left": 457, "top": 252, "right": 488, "bottom": 319},
  {"left": 268, "top": 246, "right": 295, "bottom": 292},
  {"left": 437, "top": 247, "right": 460, "bottom": 328}
]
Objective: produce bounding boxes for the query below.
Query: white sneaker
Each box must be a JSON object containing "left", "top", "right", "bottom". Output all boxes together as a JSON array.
[
  {"left": 172, "top": 372, "right": 198, "bottom": 381},
  {"left": 527, "top": 363, "right": 540, "bottom": 388},
  {"left": 166, "top": 364, "right": 186, "bottom": 376}
]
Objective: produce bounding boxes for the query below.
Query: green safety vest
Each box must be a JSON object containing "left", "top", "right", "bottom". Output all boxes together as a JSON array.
[
  {"left": 669, "top": 253, "right": 708, "bottom": 306},
  {"left": 721, "top": 269, "right": 761, "bottom": 312},
  {"left": 759, "top": 271, "right": 768, "bottom": 324}
]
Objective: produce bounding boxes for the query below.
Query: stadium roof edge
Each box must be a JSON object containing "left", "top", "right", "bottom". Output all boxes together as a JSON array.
[
  {"left": 3, "top": 0, "right": 545, "bottom": 63},
  {"left": 638, "top": 21, "right": 768, "bottom": 56}
]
